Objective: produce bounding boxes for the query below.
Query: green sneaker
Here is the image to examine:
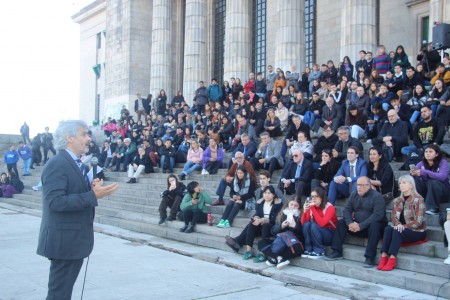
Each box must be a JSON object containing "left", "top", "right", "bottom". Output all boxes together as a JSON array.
[
  {"left": 216, "top": 219, "right": 225, "bottom": 228},
  {"left": 242, "top": 251, "right": 253, "bottom": 260},
  {"left": 253, "top": 253, "right": 266, "bottom": 263},
  {"left": 223, "top": 220, "right": 231, "bottom": 228}
]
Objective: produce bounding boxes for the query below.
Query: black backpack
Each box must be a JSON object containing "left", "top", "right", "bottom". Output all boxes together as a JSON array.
[{"left": 399, "top": 149, "right": 423, "bottom": 171}]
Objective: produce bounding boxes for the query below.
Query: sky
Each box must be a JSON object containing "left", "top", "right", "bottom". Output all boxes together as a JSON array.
[{"left": 0, "top": 0, "right": 92, "bottom": 136}]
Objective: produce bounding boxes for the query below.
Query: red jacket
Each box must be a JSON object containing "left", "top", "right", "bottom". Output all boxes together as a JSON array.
[{"left": 301, "top": 202, "right": 338, "bottom": 230}]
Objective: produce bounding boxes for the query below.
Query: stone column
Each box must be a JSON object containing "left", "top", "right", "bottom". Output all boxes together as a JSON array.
[
  {"left": 340, "top": 0, "right": 377, "bottom": 64},
  {"left": 150, "top": 0, "right": 172, "bottom": 99},
  {"left": 183, "top": 0, "right": 207, "bottom": 104},
  {"left": 223, "top": 0, "right": 251, "bottom": 82},
  {"left": 274, "top": 0, "right": 305, "bottom": 73}
]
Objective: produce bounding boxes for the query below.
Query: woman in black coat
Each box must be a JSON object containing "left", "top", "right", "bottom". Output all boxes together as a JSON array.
[
  {"left": 311, "top": 149, "right": 341, "bottom": 192},
  {"left": 367, "top": 147, "right": 395, "bottom": 195}
]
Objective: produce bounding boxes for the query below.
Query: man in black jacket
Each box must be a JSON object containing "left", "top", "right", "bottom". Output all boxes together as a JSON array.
[
  {"left": 134, "top": 93, "right": 150, "bottom": 122},
  {"left": 325, "top": 176, "right": 386, "bottom": 267},
  {"left": 313, "top": 125, "right": 338, "bottom": 163},
  {"left": 332, "top": 126, "right": 363, "bottom": 161},
  {"left": 372, "top": 110, "right": 408, "bottom": 161},
  {"left": 278, "top": 149, "right": 313, "bottom": 198},
  {"left": 160, "top": 139, "right": 177, "bottom": 173}
]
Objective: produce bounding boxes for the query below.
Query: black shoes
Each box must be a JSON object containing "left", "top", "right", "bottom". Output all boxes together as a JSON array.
[
  {"left": 179, "top": 224, "right": 188, "bottom": 232},
  {"left": 158, "top": 217, "right": 166, "bottom": 225},
  {"left": 166, "top": 216, "right": 175, "bottom": 222},
  {"left": 325, "top": 250, "right": 343, "bottom": 261},
  {"left": 179, "top": 173, "right": 186, "bottom": 180},
  {"left": 363, "top": 257, "right": 375, "bottom": 268},
  {"left": 185, "top": 225, "right": 195, "bottom": 233},
  {"left": 225, "top": 235, "right": 240, "bottom": 252},
  {"left": 426, "top": 208, "right": 440, "bottom": 215},
  {"left": 126, "top": 178, "right": 136, "bottom": 184}
]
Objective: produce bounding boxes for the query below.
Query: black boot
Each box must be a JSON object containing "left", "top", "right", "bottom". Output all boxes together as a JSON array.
[
  {"left": 179, "top": 224, "right": 189, "bottom": 232},
  {"left": 179, "top": 173, "right": 185, "bottom": 180},
  {"left": 185, "top": 224, "right": 195, "bottom": 233},
  {"left": 126, "top": 178, "right": 135, "bottom": 183},
  {"left": 158, "top": 217, "right": 166, "bottom": 225}
]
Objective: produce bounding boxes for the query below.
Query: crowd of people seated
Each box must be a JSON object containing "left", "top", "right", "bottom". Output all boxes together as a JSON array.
[{"left": 90, "top": 44, "right": 450, "bottom": 268}]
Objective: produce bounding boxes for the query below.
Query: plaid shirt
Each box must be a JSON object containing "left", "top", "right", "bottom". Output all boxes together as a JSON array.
[{"left": 391, "top": 194, "right": 426, "bottom": 232}]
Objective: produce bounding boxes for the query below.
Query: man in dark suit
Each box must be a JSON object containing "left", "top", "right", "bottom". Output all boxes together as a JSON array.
[
  {"left": 332, "top": 126, "right": 364, "bottom": 161},
  {"left": 320, "top": 96, "right": 342, "bottom": 132},
  {"left": 328, "top": 146, "right": 367, "bottom": 204},
  {"left": 278, "top": 149, "right": 313, "bottom": 199},
  {"left": 280, "top": 114, "right": 311, "bottom": 158},
  {"left": 37, "top": 120, "right": 118, "bottom": 300},
  {"left": 229, "top": 133, "right": 257, "bottom": 168},
  {"left": 134, "top": 93, "right": 150, "bottom": 122}
]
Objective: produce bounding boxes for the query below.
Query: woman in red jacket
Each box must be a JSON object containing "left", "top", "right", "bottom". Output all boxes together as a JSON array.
[{"left": 301, "top": 187, "right": 338, "bottom": 258}]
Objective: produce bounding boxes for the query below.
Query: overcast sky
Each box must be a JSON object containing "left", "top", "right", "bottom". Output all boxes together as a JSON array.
[{"left": 0, "top": 0, "right": 92, "bottom": 136}]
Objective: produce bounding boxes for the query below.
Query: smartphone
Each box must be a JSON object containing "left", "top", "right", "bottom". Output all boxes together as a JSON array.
[{"left": 409, "top": 164, "right": 416, "bottom": 170}]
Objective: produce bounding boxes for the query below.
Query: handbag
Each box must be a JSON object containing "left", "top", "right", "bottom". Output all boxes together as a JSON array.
[
  {"left": 272, "top": 231, "right": 303, "bottom": 255},
  {"left": 376, "top": 172, "right": 395, "bottom": 204}
]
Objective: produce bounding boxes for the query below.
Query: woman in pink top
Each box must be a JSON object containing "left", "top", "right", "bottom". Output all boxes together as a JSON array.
[{"left": 179, "top": 140, "right": 204, "bottom": 181}]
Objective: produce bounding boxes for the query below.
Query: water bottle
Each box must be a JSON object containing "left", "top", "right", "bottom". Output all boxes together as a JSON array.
[{"left": 207, "top": 213, "right": 213, "bottom": 226}]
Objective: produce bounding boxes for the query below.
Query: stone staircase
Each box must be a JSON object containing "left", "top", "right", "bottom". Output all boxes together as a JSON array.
[{"left": 1, "top": 134, "right": 450, "bottom": 298}]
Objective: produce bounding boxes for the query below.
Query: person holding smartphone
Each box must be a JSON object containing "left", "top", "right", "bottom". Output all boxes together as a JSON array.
[
  {"left": 301, "top": 188, "right": 338, "bottom": 259},
  {"left": 179, "top": 181, "right": 211, "bottom": 233}
]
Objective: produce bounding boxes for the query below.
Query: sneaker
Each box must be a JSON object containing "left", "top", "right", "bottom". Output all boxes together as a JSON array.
[
  {"left": 266, "top": 257, "right": 277, "bottom": 267},
  {"left": 325, "top": 250, "right": 343, "bottom": 261},
  {"left": 301, "top": 251, "right": 311, "bottom": 258},
  {"left": 203, "top": 170, "right": 209, "bottom": 175},
  {"left": 242, "top": 251, "right": 253, "bottom": 260},
  {"left": 308, "top": 252, "right": 324, "bottom": 259},
  {"left": 225, "top": 235, "right": 240, "bottom": 253},
  {"left": 253, "top": 254, "right": 266, "bottom": 263},
  {"left": 158, "top": 217, "right": 166, "bottom": 225},
  {"left": 32, "top": 186, "right": 41, "bottom": 191},
  {"left": 166, "top": 216, "right": 175, "bottom": 222},
  {"left": 444, "top": 253, "right": 450, "bottom": 265},
  {"left": 223, "top": 220, "right": 231, "bottom": 228},
  {"left": 216, "top": 219, "right": 225, "bottom": 228},
  {"left": 179, "top": 224, "right": 188, "bottom": 232},
  {"left": 201, "top": 169, "right": 206, "bottom": 175},
  {"left": 185, "top": 225, "right": 195, "bottom": 233},
  {"left": 179, "top": 173, "right": 186, "bottom": 180},
  {"left": 363, "top": 257, "right": 376, "bottom": 268},
  {"left": 276, "top": 257, "right": 290, "bottom": 269}
]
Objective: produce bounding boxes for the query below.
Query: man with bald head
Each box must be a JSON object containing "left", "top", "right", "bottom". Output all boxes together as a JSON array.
[
  {"left": 326, "top": 176, "right": 386, "bottom": 268},
  {"left": 372, "top": 109, "right": 408, "bottom": 161}
]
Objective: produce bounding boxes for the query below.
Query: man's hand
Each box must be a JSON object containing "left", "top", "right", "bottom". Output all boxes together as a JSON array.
[
  {"left": 284, "top": 180, "right": 291, "bottom": 188},
  {"left": 225, "top": 176, "right": 234, "bottom": 183},
  {"left": 348, "top": 222, "right": 360, "bottom": 232},
  {"left": 334, "top": 175, "right": 346, "bottom": 184},
  {"left": 92, "top": 179, "right": 118, "bottom": 199},
  {"left": 258, "top": 158, "right": 266, "bottom": 164}
]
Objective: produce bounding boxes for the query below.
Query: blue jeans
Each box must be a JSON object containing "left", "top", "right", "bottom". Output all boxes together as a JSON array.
[
  {"left": 410, "top": 110, "right": 420, "bottom": 125},
  {"left": 160, "top": 156, "right": 175, "bottom": 170},
  {"left": 22, "top": 158, "right": 32, "bottom": 175},
  {"left": 215, "top": 178, "right": 232, "bottom": 201},
  {"left": 302, "top": 221, "right": 334, "bottom": 254},
  {"left": 401, "top": 145, "right": 417, "bottom": 156},
  {"left": 328, "top": 181, "right": 354, "bottom": 204},
  {"left": 182, "top": 161, "right": 202, "bottom": 175}
]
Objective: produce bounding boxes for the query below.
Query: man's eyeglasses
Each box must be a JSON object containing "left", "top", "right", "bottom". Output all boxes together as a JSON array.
[
  {"left": 292, "top": 154, "right": 299, "bottom": 158},
  {"left": 356, "top": 184, "right": 370, "bottom": 187}
]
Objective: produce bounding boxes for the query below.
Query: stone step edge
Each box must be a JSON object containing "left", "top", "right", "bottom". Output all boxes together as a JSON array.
[{"left": 1, "top": 202, "right": 448, "bottom": 299}]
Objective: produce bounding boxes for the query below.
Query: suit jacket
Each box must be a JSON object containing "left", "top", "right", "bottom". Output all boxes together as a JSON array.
[
  {"left": 321, "top": 104, "right": 341, "bottom": 123},
  {"left": 134, "top": 98, "right": 150, "bottom": 112},
  {"left": 37, "top": 150, "right": 98, "bottom": 260},
  {"left": 280, "top": 159, "right": 313, "bottom": 183},
  {"left": 255, "top": 140, "right": 284, "bottom": 167},
  {"left": 233, "top": 141, "right": 257, "bottom": 161},
  {"left": 334, "top": 158, "right": 368, "bottom": 185}
]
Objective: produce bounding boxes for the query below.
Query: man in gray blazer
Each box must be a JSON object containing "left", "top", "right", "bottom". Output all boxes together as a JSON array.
[
  {"left": 37, "top": 120, "right": 118, "bottom": 300},
  {"left": 251, "top": 131, "right": 284, "bottom": 175}
]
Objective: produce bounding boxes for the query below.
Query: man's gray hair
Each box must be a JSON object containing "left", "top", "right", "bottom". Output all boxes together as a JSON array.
[
  {"left": 54, "top": 120, "right": 88, "bottom": 151},
  {"left": 124, "top": 138, "right": 131, "bottom": 143}
]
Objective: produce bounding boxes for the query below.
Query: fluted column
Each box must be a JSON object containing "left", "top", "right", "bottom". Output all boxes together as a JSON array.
[
  {"left": 183, "top": 0, "right": 207, "bottom": 104},
  {"left": 223, "top": 0, "right": 251, "bottom": 82},
  {"left": 150, "top": 0, "right": 172, "bottom": 98},
  {"left": 274, "top": 0, "right": 305, "bottom": 73},
  {"left": 340, "top": 0, "right": 377, "bottom": 63}
]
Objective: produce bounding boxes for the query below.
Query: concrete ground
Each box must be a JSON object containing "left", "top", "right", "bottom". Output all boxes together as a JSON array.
[{"left": 0, "top": 206, "right": 445, "bottom": 300}]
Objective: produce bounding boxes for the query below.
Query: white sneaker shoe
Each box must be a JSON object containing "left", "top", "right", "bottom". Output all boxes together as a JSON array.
[
  {"left": 444, "top": 253, "right": 450, "bottom": 265},
  {"left": 201, "top": 169, "right": 206, "bottom": 175},
  {"left": 32, "top": 186, "right": 41, "bottom": 191}
]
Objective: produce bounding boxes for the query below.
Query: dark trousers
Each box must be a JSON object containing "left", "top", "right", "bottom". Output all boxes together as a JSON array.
[
  {"left": 415, "top": 178, "right": 449, "bottom": 210},
  {"left": 183, "top": 208, "right": 207, "bottom": 225},
  {"left": 234, "top": 222, "right": 272, "bottom": 248},
  {"left": 310, "top": 179, "right": 329, "bottom": 194},
  {"left": 6, "top": 163, "right": 19, "bottom": 177},
  {"left": 381, "top": 226, "right": 427, "bottom": 257},
  {"left": 22, "top": 134, "right": 31, "bottom": 145},
  {"left": 47, "top": 258, "right": 84, "bottom": 300},
  {"left": 215, "top": 178, "right": 232, "bottom": 201},
  {"left": 303, "top": 221, "right": 334, "bottom": 254},
  {"left": 205, "top": 161, "right": 222, "bottom": 174},
  {"left": 114, "top": 156, "right": 125, "bottom": 171},
  {"left": 251, "top": 157, "right": 282, "bottom": 176},
  {"left": 32, "top": 148, "right": 42, "bottom": 165},
  {"left": 331, "top": 218, "right": 386, "bottom": 259},
  {"left": 43, "top": 146, "right": 56, "bottom": 162},
  {"left": 258, "top": 238, "right": 303, "bottom": 260},
  {"left": 221, "top": 200, "right": 243, "bottom": 225},
  {"left": 159, "top": 195, "right": 182, "bottom": 219},
  {"left": 278, "top": 180, "right": 309, "bottom": 199}
]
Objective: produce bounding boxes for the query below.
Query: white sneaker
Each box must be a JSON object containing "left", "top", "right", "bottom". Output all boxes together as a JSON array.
[
  {"left": 32, "top": 186, "right": 41, "bottom": 191},
  {"left": 277, "top": 257, "right": 290, "bottom": 269},
  {"left": 201, "top": 169, "right": 206, "bottom": 175},
  {"left": 444, "top": 253, "right": 450, "bottom": 265},
  {"left": 202, "top": 169, "right": 209, "bottom": 175},
  {"left": 366, "top": 139, "right": 372, "bottom": 144}
]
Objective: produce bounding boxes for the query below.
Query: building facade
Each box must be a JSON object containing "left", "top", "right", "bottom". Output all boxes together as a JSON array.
[{"left": 72, "top": 0, "right": 450, "bottom": 123}]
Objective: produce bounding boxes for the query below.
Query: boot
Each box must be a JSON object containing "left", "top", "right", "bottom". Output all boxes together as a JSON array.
[
  {"left": 126, "top": 178, "right": 136, "bottom": 183},
  {"left": 179, "top": 224, "right": 189, "bottom": 232},
  {"left": 381, "top": 257, "right": 396, "bottom": 271},
  {"left": 377, "top": 256, "right": 389, "bottom": 270},
  {"left": 185, "top": 224, "right": 195, "bottom": 233}
]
